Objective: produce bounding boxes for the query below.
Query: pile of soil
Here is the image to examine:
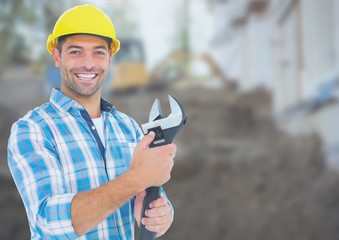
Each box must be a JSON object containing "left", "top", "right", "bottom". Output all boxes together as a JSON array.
[
  {"left": 2, "top": 86, "right": 339, "bottom": 239},
  {"left": 109, "top": 86, "right": 339, "bottom": 240},
  {"left": 0, "top": 105, "right": 17, "bottom": 174},
  {"left": 0, "top": 177, "right": 29, "bottom": 239},
  {"left": 0, "top": 105, "right": 28, "bottom": 239},
  {"left": 156, "top": 87, "right": 339, "bottom": 240}
]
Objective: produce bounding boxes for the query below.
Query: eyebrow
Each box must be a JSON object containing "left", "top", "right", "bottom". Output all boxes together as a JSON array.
[
  {"left": 94, "top": 46, "right": 108, "bottom": 51},
  {"left": 66, "top": 45, "right": 82, "bottom": 50},
  {"left": 66, "top": 45, "right": 108, "bottom": 51}
]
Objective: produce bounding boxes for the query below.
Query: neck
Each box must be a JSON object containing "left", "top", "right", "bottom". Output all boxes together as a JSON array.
[
  {"left": 62, "top": 88, "right": 102, "bottom": 119},
  {"left": 82, "top": 98, "right": 102, "bottom": 118}
]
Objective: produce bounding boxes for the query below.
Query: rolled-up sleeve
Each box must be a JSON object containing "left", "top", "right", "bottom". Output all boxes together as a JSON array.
[{"left": 8, "top": 119, "right": 79, "bottom": 240}]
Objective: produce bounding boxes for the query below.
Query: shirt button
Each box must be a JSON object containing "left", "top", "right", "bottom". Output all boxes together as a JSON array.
[{"left": 92, "top": 126, "right": 96, "bottom": 130}]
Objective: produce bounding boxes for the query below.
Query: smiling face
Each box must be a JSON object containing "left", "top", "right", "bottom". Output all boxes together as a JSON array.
[{"left": 52, "top": 34, "right": 112, "bottom": 102}]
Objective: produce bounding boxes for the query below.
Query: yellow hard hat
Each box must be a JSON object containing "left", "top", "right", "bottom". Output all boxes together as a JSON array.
[{"left": 46, "top": 4, "right": 120, "bottom": 56}]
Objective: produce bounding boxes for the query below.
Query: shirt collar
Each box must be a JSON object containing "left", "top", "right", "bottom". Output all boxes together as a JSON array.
[
  {"left": 100, "top": 98, "right": 115, "bottom": 114},
  {"left": 50, "top": 88, "right": 115, "bottom": 114}
]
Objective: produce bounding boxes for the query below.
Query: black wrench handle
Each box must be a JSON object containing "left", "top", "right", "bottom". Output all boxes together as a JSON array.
[
  {"left": 139, "top": 125, "right": 183, "bottom": 240},
  {"left": 138, "top": 186, "right": 161, "bottom": 240},
  {"left": 139, "top": 129, "right": 172, "bottom": 240}
]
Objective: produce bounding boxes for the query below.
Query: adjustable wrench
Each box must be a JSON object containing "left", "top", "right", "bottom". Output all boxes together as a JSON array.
[{"left": 138, "top": 95, "right": 187, "bottom": 240}]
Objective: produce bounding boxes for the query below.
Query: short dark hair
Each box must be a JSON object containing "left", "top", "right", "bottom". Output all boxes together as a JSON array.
[{"left": 56, "top": 34, "right": 112, "bottom": 53}]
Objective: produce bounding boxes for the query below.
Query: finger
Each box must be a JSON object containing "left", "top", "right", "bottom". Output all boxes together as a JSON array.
[
  {"left": 138, "top": 131, "right": 155, "bottom": 148},
  {"left": 145, "top": 204, "right": 172, "bottom": 218},
  {"left": 134, "top": 190, "right": 147, "bottom": 225},
  {"left": 150, "top": 196, "right": 168, "bottom": 208},
  {"left": 145, "top": 224, "right": 166, "bottom": 236},
  {"left": 142, "top": 217, "right": 171, "bottom": 238},
  {"left": 135, "top": 190, "right": 147, "bottom": 202},
  {"left": 141, "top": 214, "right": 171, "bottom": 227},
  {"left": 166, "top": 143, "right": 177, "bottom": 155}
]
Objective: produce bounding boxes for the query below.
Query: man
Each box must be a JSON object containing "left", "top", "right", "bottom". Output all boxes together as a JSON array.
[{"left": 8, "top": 4, "right": 175, "bottom": 240}]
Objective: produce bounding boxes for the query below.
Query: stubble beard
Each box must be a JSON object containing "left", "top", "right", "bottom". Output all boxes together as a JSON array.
[{"left": 60, "top": 66, "right": 107, "bottom": 98}]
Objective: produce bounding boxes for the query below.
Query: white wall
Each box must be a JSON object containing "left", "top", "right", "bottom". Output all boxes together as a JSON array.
[
  {"left": 300, "top": 0, "right": 338, "bottom": 99},
  {"left": 272, "top": 2, "right": 301, "bottom": 112},
  {"left": 135, "top": 0, "right": 182, "bottom": 70},
  {"left": 244, "top": 14, "right": 274, "bottom": 91},
  {"left": 209, "top": 0, "right": 276, "bottom": 92},
  {"left": 252, "top": 0, "right": 339, "bottom": 113}
]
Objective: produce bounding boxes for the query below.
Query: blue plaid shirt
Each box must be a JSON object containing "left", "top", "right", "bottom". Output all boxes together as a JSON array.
[{"left": 8, "top": 88, "right": 166, "bottom": 240}]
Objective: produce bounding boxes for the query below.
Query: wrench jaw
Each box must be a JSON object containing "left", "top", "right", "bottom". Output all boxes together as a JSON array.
[
  {"left": 168, "top": 95, "right": 182, "bottom": 120},
  {"left": 148, "top": 98, "right": 163, "bottom": 122},
  {"left": 141, "top": 95, "right": 187, "bottom": 147}
]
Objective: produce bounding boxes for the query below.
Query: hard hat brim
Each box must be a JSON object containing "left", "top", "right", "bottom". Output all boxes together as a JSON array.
[{"left": 46, "top": 33, "right": 120, "bottom": 57}]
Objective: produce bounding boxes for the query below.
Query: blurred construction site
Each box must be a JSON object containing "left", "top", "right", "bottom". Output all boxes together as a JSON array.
[{"left": 1, "top": 0, "right": 339, "bottom": 239}]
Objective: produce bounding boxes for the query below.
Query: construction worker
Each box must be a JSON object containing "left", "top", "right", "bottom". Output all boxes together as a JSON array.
[{"left": 7, "top": 4, "right": 175, "bottom": 239}]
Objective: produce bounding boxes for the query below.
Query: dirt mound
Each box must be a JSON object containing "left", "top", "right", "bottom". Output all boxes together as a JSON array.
[
  {"left": 0, "top": 105, "right": 17, "bottom": 176},
  {"left": 2, "top": 86, "right": 339, "bottom": 239},
  {"left": 0, "top": 177, "right": 29, "bottom": 239},
  {"left": 157, "top": 87, "right": 339, "bottom": 240},
  {"left": 109, "top": 86, "right": 339, "bottom": 240}
]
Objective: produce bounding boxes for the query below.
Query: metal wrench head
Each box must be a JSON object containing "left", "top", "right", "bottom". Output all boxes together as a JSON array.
[
  {"left": 168, "top": 95, "right": 185, "bottom": 121},
  {"left": 142, "top": 95, "right": 186, "bottom": 134},
  {"left": 149, "top": 98, "right": 162, "bottom": 122}
]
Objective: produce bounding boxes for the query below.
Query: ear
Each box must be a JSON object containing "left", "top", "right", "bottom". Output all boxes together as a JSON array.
[
  {"left": 108, "top": 49, "right": 113, "bottom": 65},
  {"left": 52, "top": 48, "right": 61, "bottom": 68}
]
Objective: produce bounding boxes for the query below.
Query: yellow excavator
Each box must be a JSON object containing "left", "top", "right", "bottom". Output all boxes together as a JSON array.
[{"left": 109, "top": 39, "right": 149, "bottom": 92}]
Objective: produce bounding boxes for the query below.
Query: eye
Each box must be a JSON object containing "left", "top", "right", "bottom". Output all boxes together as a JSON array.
[
  {"left": 96, "top": 51, "right": 106, "bottom": 56},
  {"left": 69, "top": 50, "right": 81, "bottom": 55}
]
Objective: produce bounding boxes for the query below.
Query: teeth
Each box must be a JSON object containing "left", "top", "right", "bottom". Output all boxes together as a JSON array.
[{"left": 76, "top": 74, "right": 96, "bottom": 80}]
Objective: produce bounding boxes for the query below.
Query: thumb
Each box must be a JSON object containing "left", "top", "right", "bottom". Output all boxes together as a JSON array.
[
  {"left": 139, "top": 131, "right": 155, "bottom": 148},
  {"left": 135, "top": 190, "right": 147, "bottom": 202},
  {"left": 134, "top": 190, "right": 147, "bottom": 225}
]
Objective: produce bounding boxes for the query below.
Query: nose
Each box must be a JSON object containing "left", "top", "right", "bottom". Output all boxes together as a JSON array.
[{"left": 81, "top": 53, "right": 95, "bottom": 71}]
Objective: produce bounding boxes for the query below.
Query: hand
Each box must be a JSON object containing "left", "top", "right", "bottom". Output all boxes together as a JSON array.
[
  {"left": 135, "top": 193, "right": 173, "bottom": 238},
  {"left": 129, "top": 131, "right": 177, "bottom": 189}
]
